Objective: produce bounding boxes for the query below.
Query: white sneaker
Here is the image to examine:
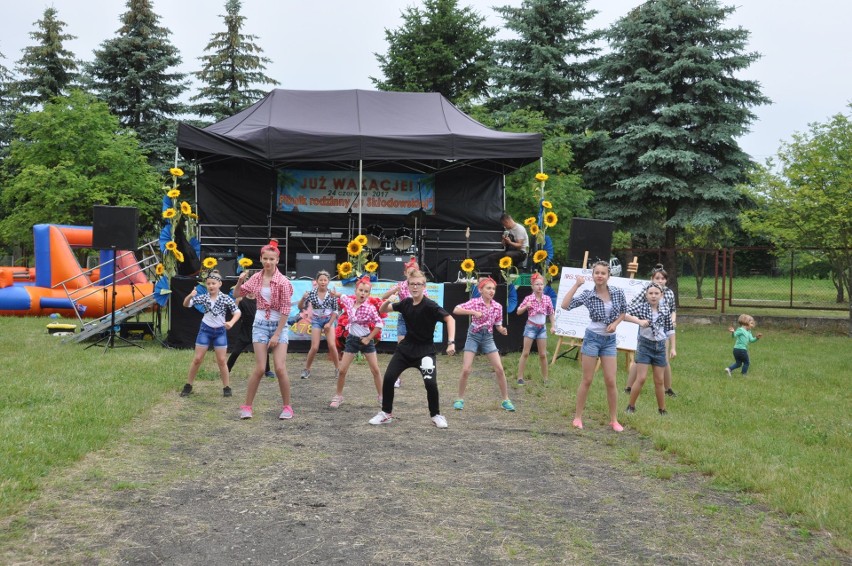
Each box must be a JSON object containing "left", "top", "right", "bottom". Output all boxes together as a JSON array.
[
  {"left": 368, "top": 411, "right": 394, "bottom": 425},
  {"left": 725, "top": 367, "right": 732, "bottom": 377},
  {"left": 431, "top": 414, "right": 448, "bottom": 429},
  {"left": 394, "top": 378, "right": 401, "bottom": 388}
]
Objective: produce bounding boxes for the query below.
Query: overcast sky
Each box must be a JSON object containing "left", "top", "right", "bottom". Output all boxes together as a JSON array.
[{"left": 1, "top": 0, "right": 850, "bottom": 162}]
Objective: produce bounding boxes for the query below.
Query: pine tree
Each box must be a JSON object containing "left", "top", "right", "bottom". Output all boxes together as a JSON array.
[
  {"left": 584, "top": 0, "right": 769, "bottom": 277},
  {"left": 14, "top": 7, "right": 78, "bottom": 107},
  {"left": 191, "top": 0, "right": 279, "bottom": 121},
  {"left": 0, "top": 53, "right": 19, "bottom": 157},
  {"left": 87, "top": 0, "right": 187, "bottom": 170},
  {"left": 372, "top": 0, "right": 495, "bottom": 106},
  {"left": 489, "top": 0, "right": 601, "bottom": 133}
]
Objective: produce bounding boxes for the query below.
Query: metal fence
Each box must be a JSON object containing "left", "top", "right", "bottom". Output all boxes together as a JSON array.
[{"left": 613, "top": 247, "right": 850, "bottom": 312}]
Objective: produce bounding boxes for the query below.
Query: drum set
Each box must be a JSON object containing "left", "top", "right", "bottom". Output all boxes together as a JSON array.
[{"left": 365, "top": 224, "right": 417, "bottom": 255}]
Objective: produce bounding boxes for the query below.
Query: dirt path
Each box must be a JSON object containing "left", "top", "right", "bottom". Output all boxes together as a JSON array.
[{"left": 3, "top": 354, "right": 844, "bottom": 565}]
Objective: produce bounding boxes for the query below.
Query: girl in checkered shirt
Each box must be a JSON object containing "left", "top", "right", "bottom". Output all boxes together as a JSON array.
[
  {"left": 329, "top": 277, "right": 384, "bottom": 409},
  {"left": 296, "top": 270, "right": 340, "bottom": 380},
  {"left": 452, "top": 277, "right": 515, "bottom": 412},
  {"left": 515, "top": 272, "right": 556, "bottom": 385},
  {"left": 560, "top": 261, "right": 627, "bottom": 432}
]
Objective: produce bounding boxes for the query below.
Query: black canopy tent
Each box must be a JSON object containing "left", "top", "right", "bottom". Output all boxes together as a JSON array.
[{"left": 176, "top": 89, "right": 542, "bottom": 275}]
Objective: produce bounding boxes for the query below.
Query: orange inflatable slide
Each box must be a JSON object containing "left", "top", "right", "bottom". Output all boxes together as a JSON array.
[{"left": 0, "top": 224, "right": 153, "bottom": 317}]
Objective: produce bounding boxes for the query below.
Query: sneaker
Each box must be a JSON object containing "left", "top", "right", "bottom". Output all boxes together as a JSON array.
[
  {"left": 658, "top": 408, "right": 668, "bottom": 416},
  {"left": 431, "top": 414, "right": 448, "bottom": 429},
  {"left": 329, "top": 395, "right": 344, "bottom": 409},
  {"left": 394, "top": 377, "right": 401, "bottom": 388},
  {"left": 665, "top": 388, "right": 677, "bottom": 397},
  {"left": 611, "top": 421, "right": 624, "bottom": 432},
  {"left": 239, "top": 405, "right": 253, "bottom": 419},
  {"left": 517, "top": 378, "right": 525, "bottom": 385},
  {"left": 265, "top": 370, "right": 275, "bottom": 378},
  {"left": 300, "top": 369, "right": 311, "bottom": 379},
  {"left": 179, "top": 383, "right": 192, "bottom": 397},
  {"left": 368, "top": 411, "right": 394, "bottom": 425},
  {"left": 624, "top": 386, "right": 631, "bottom": 394},
  {"left": 625, "top": 405, "right": 636, "bottom": 414},
  {"left": 501, "top": 399, "right": 516, "bottom": 412},
  {"left": 724, "top": 368, "right": 732, "bottom": 377},
  {"left": 223, "top": 386, "right": 232, "bottom": 397},
  {"left": 453, "top": 399, "right": 464, "bottom": 410},
  {"left": 279, "top": 405, "right": 294, "bottom": 420},
  {"left": 572, "top": 418, "right": 584, "bottom": 429}
]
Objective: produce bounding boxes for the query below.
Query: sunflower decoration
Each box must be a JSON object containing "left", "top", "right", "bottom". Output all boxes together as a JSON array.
[
  {"left": 523, "top": 216, "right": 537, "bottom": 227},
  {"left": 199, "top": 257, "right": 218, "bottom": 280},
  {"left": 355, "top": 234, "right": 369, "bottom": 247},
  {"left": 162, "top": 208, "right": 177, "bottom": 219},
  {"left": 155, "top": 263, "right": 165, "bottom": 276},
  {"left": 459, "top": 258, "right": 478, "bottom": 291},
  {"left": 365, "top": 261, "right": 378, "bottom": 274},
  {"left": 337, "top": 261, "right": 354, "bottom": 278},
  {"left": 159, "top": 164, "right": 199, "bottom": 284},
  {"left": 533, "top": 249, "right": 549, "bottom": 266},
  {"left": 529, "top": 224, "right": 540, "bottom": 236},
  {"left": 498, "top": 255, "right": 519, "bottom": 285},
  {"left": 528, "top": 171, "right": 559, "bottom": 249},
  {"left": 345, "top": 235, "right": 372, "bottom": 278},
  {"left": 547, "top": 262, "right": 560, "bottom": 284}
]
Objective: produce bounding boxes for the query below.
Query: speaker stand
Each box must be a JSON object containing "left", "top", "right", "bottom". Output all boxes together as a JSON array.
[{"left": 86, "top": 247, "right": 143, "bottom": 352}]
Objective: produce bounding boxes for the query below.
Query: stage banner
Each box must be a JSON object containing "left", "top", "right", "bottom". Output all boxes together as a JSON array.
[
  {"left": 276, "top": 169, "right": 435, "bottom": 215},
  {"left": 553, "top": 267, "right": 647, "bottom": 351}
]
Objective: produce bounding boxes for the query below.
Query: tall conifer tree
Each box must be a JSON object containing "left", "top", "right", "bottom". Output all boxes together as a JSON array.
[
  {"left": 14, "top": 7, "right": 78, "bottom": 107},
  {"left": 191, "top": 0, "right": 279, "bottom": 121}
]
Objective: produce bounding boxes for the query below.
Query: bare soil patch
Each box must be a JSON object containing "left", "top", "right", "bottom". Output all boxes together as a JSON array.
[{"left": 2, "top": 354, "right": 845, "bottom": 565}]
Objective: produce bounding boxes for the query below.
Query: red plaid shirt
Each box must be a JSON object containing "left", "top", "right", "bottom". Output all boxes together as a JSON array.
[
  {"left": 518, "top": 293, "right": 554, "bottom": 318},
  {"left": 457, "top": 297, "right": 502, "bottom": 333},
  {"left": 239, "top": 270, "right": 293, "bottom": 320},
  {"left": 339, "top": 294, "right": 384, "bottom": 333}
]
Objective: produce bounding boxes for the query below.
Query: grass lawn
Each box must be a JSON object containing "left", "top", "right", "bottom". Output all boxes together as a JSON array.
[{"left": 1, "top": 315, "right": 850, "bottom": 551}]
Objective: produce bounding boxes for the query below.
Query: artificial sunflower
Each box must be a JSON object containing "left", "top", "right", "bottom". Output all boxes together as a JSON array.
[
  {"left": 544, "top": 212, "right": 558, "bottom": 228},
  {"left": 460, "top": 258, "right": 475, "bottom": 273},
  {"left": 180, "top": 201, "right": 192, "bottom": 215},
  {"left": 548, "top": 264, "right": 560, "bottom": 277},
  {"left": 162, "top": 208, "right": 177, "bottom": 219},
  {"left": 167, "top": 189, "right": 180, "bottom": 199},
  {"left": 347, "top": 240, "right": 363, "bottom": 256},
  {"left": 529, "top": 224, "right": 540, "bottom": 236},
  {"left": 523, "top": 216, "right": 537, "bottom": 226},
  {"left": 535, "top": 172, "right": 549, "bottom": 182},
  {"left": 365, "top": 261, "right": 378, "bottom": 273},
  {"left": 498, "top": 256, "right": 513, "bottom": 270},
  {"left": 169, "top": 167, "right": 184, "bottom": 177},
  {"left": 541, "top": 200, "right": 552, "bottom": 209},
  {"left": 174, "top": 250, "right": 185, "bottom": 263},
  {"left": 165, "top": 241, "right": 178, "bottom": 252},
  {"left": 202, "top": 257, "right": 218, "bottom": 269},
  {"left": 155, "top": 263, "right": 165, "bottom": 276},
  {"left": 338, "top": 261, "right": 353, "bottom": 277},
  {"left": 238, "top": 257, "right": 253, "bottom": 269},
  {"left": 533, "top": 250, "right": 549, "bottom": 264},
  {"left": 355, "top": 234, "right": 368, "bottom": 247}
]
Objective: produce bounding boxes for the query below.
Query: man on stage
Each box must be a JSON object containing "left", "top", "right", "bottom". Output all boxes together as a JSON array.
[{"left": 481, "top": 212, "right": 528, "bottom": 276}]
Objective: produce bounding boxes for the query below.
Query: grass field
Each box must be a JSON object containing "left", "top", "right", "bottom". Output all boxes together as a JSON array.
[
  {"left": 1, "top": 316, "right": 850, "bottom": 552},
  {"left": 677, "top": 275, "right": 849, "bottom": 311}
]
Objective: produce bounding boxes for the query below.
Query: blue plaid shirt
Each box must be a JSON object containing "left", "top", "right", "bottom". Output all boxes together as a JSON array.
[
  {"left": 566, "top": 286, "right": 627, "bottom": 324},
  {"left": 626, "top": 301, "right": 675, "bottom": 341}
]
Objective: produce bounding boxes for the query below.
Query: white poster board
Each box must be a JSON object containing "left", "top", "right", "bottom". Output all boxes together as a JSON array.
[{"left": 553, "top": 267, "right": 648, "bottom": 351}]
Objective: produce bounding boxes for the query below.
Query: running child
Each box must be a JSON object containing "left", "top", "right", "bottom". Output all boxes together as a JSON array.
[
  {"left": 380, "top": 256, "right": 424, "bottom": 388},
  {"left": 453, "top": 277, "right": 515, "bottom": 412},
  {"left": 296, "top": 270, "right": 340, "bottom": 379},
  {"left": 329, "top": 276, "right": 384, "bottom": 408},
  {"left": 623, "top": 282, "right": 676, "bottom": 415},
  {"left": 560, "top": 260, "right": 627, "bottom": 432},
  {"left": 180, "top": 270, "right": 241, "bottom": 397},
  {"left": 370, "top": 269, "right": 456, "bottom": 427},
  {"left": 726, "top": 314, "right": 762, "bottom": 376},
  {"left": 515, "top": 272, "right": 555, "bottom": 385},
  {"left": 234, "top": 240, "right": 295, "bottom": 420}
]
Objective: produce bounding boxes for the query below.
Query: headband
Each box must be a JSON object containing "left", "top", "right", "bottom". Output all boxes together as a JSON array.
[
  {"left": 477, "top": 276, "right": 497, "bottom": 290},
  {"left": 206, "top": 273, "right": 222, "bottom": 281},
  {"left": 357, "top": 275, "right": 372, "bottom": 288},
  {"left": 404, "top": 256, "right": 419, "bottom": 270},
  {"left": 530, "top": 272, "right": 544, "bottom": 283}
]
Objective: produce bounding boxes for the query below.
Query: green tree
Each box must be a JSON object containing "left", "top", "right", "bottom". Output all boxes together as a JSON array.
[
  {"left": 87, "top": 0, "right": 187, "bottom": 170},
  {"left": 372, "top": 0, "right": 495, "bottom": 106},
  {"left": 0, "top": 52, "right": 19, "bottom": 157},
  {"left": 742, "top": 110, "right": 852, "bottom": 305},
  {"left": 584, "top": 0, "right": 769, "bottom": 289},
  {"left": 14, "top": 7, "right": 79, "bottom": 107},
  {"left": 0, "top": 90, "right": 160, "bottom": 248},
  {"left": 489, "top": 0, "right": 601, "bottom": 133},
  {"left": 190, "top": 0, "right": 279, "bottom": 121}
]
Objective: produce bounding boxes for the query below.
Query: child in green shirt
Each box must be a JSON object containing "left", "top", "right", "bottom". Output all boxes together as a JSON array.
[{"left": 725, "top": 314, "right": 763, "bottom": 376}]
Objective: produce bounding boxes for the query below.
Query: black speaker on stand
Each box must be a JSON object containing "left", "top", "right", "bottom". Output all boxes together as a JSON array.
[
  {"left": 567, "top": 218, "right": 615, "bottom": 268},
  {"left": 86, "top": 206, "right": 142, "bottom": 352}
]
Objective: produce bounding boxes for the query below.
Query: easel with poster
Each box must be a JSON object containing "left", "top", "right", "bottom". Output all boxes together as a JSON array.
[{"left": 550, "top": 254, "right": 642, "bottom": 368}]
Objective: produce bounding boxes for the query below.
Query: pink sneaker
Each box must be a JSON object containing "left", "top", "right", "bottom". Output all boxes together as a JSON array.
[
  {"left": 611, "top": 421, "right": 624, "bottom": 432},
  {"left": 572, "top": 418, "right": 583, "bottom": 429},
  {"left": 239, "top": 405, "right": 253, "bottom": 420},
  {"left": 279, "top": 405, "right": 294, "bottom": 420},
  {"left": 329, "top": 395, "right": 344, "bottom": 409}
]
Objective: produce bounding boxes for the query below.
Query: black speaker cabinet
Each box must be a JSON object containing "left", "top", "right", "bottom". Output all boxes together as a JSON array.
[
  {"left": 92, "top": 206, "right": 139, "bottom": 250},
  {"left": 378, "top": 254, "right": 407, "bottom": 280},
  {"left": 567, "top": 218, "right": 615, "bottom": 265},
  {"left": 295, "top": 253, "right": 336, "bottom": 278}
]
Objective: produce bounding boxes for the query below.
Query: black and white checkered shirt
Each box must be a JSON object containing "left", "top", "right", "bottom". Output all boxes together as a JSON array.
[
  {"left": 626, "top": 301, "right": 675, "bottom": 341},
  {"left": 627, "top": 283, "right": 677, "bottom": 316},
  {"left": 566, "top": 286, "right": 627, "bottom": 324}
]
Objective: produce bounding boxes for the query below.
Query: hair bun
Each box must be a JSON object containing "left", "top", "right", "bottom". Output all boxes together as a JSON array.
[{"left": 268, "top": 239, "right": 279, "bottom": 249}]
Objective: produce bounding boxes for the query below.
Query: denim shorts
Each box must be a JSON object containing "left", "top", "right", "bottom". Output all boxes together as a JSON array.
[
  {"left": 523, "top": 322, "right": 547, "bottom": 340},
  {"left": 634, "top": 336, "right": 668, "bottom": 367},
  {"left": 311, "top": 315, "right": 332, "bottom": 330},
  {"left": 581, "top": 329, "right": 617, "bottom": 358},
  {"left": 343, "top": 333, "right": 377, "bottom": 354},
  {"left": 396, "top": 315, "right": 407, "bottom": 337},
  {"left": 252, "top": 319, "right": 289, "bottom": 345},
  {"left": 463, "top": 328, "right": 499, "bottom": 355},
  {"left": 196, "top": 322, "right": 228, "bottom": 349}
]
